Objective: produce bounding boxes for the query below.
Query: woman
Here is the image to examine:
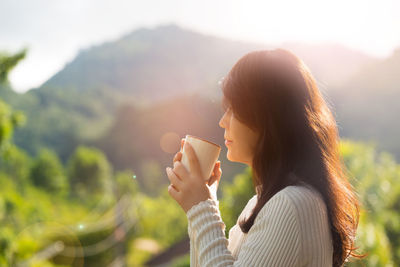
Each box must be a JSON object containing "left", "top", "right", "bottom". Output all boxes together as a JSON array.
[{"left": 165, "top": 48, "right": 364, "bottom": 266}]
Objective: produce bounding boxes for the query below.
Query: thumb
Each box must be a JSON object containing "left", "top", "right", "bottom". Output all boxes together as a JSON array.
[{"left": 208, "top": 161, "right": 221, "bottom": 186}]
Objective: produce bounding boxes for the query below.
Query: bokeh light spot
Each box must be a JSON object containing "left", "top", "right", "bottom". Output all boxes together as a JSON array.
[{"left": 160, "top": 132, "right": 180, "bottom": 154}]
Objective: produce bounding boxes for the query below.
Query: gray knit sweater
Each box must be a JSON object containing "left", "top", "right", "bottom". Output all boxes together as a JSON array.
[{"left": 186, "top": 183, "right": 333, "bottom": 266}]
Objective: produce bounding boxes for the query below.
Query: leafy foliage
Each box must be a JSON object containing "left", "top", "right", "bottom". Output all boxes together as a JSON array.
[
  {"left": 29, "top": 148, "right": 68, "bottom": 193},
  {"left": 340, "top": 139, "right": 400, "bottom": 266},
  {"left": 0, "top": 50, "right": 26, "bottom": 152},
  {"left": 0, "top": 49, "right": 26, "bottom": 84},
  {"left": 67, "top": 146, "right": 112, "bottom": 198}
]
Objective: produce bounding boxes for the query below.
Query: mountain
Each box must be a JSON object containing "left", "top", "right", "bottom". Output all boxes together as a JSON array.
[
  {"left": 279, "top": 42, "right": 377, "bottom": 88},
  {"left": 330, "top": 47, "right": 400, "bottom": 159},
  {"left": 41, "top": 24, "right": 259, "bottom": 107},
  {"left": 2, "top": 23, "right": 398, "bottom": 166},
  {"left": 39, "top": 24, "right": 374, "bottom": 105}
]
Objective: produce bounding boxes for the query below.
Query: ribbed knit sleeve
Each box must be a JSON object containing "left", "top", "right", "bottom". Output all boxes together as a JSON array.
[
  {"left": 186, "top": 191, "right": 305, "bottom": 266},
  {"left": 186, "top": 185, "right": 333, "bottom": 267},
  {"left": 187, "top": 198, "right": 230, "bottom": 267}
]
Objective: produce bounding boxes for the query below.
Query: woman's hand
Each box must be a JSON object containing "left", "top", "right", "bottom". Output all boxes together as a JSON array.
[
  {"left": 166, "top": 138, "right": 222, "bottom": 213},
  {"left": 177, "top": 138, "right": 222, "bottom": 189}
]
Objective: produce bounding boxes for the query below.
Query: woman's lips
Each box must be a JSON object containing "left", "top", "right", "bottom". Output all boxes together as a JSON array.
[{"left": 225, "top": 140, "right": 233, "bottom": 146}]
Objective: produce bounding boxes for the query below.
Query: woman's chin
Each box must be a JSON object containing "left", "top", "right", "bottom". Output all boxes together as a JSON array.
[
  {"left": 226, "top": 150, "right": 234, "bottom": 161},
  {"left": 227, "top": 151, "right": 246, "bottom": 165}
]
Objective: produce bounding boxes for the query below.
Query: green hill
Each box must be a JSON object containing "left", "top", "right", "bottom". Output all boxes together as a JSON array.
[
  {"left": 331, "top": 47, "right": 400, "bottom": 160},
  {"left": 2, "top": 23, "right": 398, "bottom": 166}
]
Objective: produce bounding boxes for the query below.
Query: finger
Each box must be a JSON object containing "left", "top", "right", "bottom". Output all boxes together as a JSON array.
[
  {"left": 213, "top": 161, "right": 221, "bottom": 172},
  {"left": 166, "top": 167, "right": 183, "bottom": 190},
  {"left": 168, "top": 184, "right": 180, "bottom": 199},
  {"left": 173, "top": 151, "right": 182, "bottom": 164},
  {"left": 208, "top": 162, "right": 221, "bottom": 186},
  {"left": 173, "top": 161, "right": 189, "bottom": 180},
  {"left": 211, "top": 161, "right": 221, "bottom": 176},
  {"left": 215, "top": 167, "right": 222, "bottom": 183},
  {"left": 207, "top": 175, "right": 215, "bottom": 186},
  {"left": 180, "top": 138, "right": 185, "bottom": 152},
  {"left": 184, "top": 142, "right": 202, "bottom": 177},
  {"left": 207, "top": 168, "right": 217, "bottom": 185},
  {"left": 208, "top": 168, "right": 222, "bottom": 186}
]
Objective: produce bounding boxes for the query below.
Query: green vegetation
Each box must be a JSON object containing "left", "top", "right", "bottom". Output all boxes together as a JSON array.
[
  {"left": 30, "top": 149, "right": 67, "bottom": 193},
  {"left": 67, "top": 146, "right": 112, "bottom": 198},
  {"left": 341, "top": 140, "right": 400, "bottom": 266},
  {"left": 0, "top": 49, "right": 26, "bottom": 83},
  {"left": 2, "top": 127, "right": 399, "bottom": 266},
  {"left": 0, "top": 49, "right": 26, "bottom": 152}
]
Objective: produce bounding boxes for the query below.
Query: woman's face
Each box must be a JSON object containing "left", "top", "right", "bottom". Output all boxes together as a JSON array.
[{"left": 218, "top": 104, "right": 259, "bottom": 166}]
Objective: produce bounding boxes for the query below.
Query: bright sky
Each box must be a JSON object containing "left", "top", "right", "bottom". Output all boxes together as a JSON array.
[{"left": 1, "top": 0, "right": 399, "bottom": 93}]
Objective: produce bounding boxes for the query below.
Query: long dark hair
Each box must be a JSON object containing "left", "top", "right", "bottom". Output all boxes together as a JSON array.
[{"left": 220, "top": 49, "right": 365, "bottom": 266}]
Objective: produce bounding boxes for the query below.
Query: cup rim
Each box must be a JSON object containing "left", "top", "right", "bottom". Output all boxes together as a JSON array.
[{"left": 185, "top": 134, "right": 221, "bottom": 149}]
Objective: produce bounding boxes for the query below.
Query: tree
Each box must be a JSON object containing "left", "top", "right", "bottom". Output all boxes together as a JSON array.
[
  {"left": 0, "top": 144, "right": 32, "bottom": 188},
  {"left": 114, "top": 170, "right": 139, "bottom": 198},
  {"left": 340, "top": 139, "right": 400, "bottom": 266},
  {"left": 0, "top": 101, "right": 24, "bottom": 149},
  {"left": 67, "top": 146, "right": 112, "bottom": 197},
  {"left": 29, "top": 148, "right": 67, "bottom": 193},
  {"left": 0, "top": 49, "right": 27, "bottom": 152},
  {"left": 0, "top": 49, "right": 26, "bottom": 84}
]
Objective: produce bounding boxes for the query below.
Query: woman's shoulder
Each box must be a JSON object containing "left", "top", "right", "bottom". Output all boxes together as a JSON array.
[
  {"left": 239, "top": 183, "right": 328, "bottom": 224},
  {"left": 262, "top": 182, "right": 328, "bottom": 221},
  {"left": 281, "top": 183, "right": 326, "bottom": 208}
]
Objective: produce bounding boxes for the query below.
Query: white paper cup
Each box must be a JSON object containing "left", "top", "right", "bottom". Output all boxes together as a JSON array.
[{"left": 181, "top": 134, "right": 221, "bottom": 181}]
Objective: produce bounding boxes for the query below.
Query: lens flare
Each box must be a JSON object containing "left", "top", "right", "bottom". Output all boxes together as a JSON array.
[{"left": 160, "top": 132, "right": 180, "bottom": 153}]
